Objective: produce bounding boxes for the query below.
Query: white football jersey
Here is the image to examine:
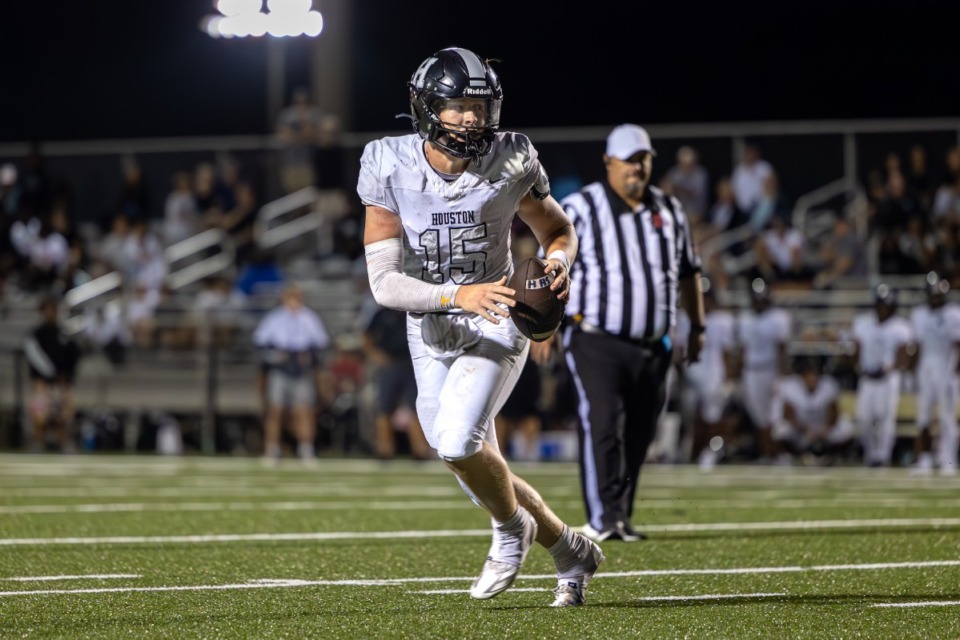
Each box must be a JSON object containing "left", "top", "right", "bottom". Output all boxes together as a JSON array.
[
  {"left": 737, "top": 307, "right": 791, "bottom": 369},
  {"left": 852, "top": 312, "right": 913, "bottom": 371},
  {"left": 357, "top": 132, "right": 548, "bottom": 287},
  {"left": 678, "top": 308, "right": 736, "bottom": 378},
  {"left": 777, "top": 374, "right": 840, "bottom": 428},
  {"left": 910, "top": 303, "right": 960, "bottom": 370}
]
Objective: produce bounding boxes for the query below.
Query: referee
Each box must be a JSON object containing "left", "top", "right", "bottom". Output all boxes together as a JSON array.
[{"left": 533, "top": 124, "right": 706, "bottom": 542}]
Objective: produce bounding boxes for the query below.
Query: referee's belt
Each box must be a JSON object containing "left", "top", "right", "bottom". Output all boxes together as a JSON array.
[
  {"left": 862, "top": 368, "right": 890, "bottom": 380},
  {"left": 575, "top": 320, "right": 666, "bottom": 347}
]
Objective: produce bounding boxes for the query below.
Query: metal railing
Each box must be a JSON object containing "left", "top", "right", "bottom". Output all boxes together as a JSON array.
[
  {"left": 253, "top": 185, "right": 323, "bottom": 251},
  {"left": 61, "top": 228, "right": 236, "bottom": 334}
]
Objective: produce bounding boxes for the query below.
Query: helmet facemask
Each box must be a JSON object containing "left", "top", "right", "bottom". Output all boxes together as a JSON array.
[
  {"left": 406, "top": 48, "right": 503, "bottom": 162},
  {"left": 411, "top": 94, "right": 501, "bottom": 160}
]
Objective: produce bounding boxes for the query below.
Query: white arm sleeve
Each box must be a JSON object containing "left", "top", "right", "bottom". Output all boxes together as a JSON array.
[{"left": 365, "top": 238, "right": 461, "bottom": 313}]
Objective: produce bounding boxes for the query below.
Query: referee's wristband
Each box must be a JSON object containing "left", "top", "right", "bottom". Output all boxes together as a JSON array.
[{"left": 547, "top": 250, "right": 571, "bottom": 273}]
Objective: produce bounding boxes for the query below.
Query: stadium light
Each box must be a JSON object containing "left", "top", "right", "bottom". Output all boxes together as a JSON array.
[{"left": 200, "top": 0, "right": 324, "bottom": 38}]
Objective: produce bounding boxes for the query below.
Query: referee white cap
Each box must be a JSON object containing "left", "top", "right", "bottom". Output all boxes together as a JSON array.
[{"left": 606, "top": 124, "right": 657, "bottom": 159}]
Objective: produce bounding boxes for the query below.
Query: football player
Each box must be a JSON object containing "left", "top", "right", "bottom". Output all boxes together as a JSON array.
[
  {"left": 771, "top": 357, "right": 855, "bottom": 465},
  {"left": 909, "top": 274, "right": 960, "bottom": 475},
  {"left": 851, "top": 285, "right": 913, "bottom": 466},
  {"left": 677, "top": 282, "right": 738, "bottom": 470},
  {"left": 735, "top": 278, "right": 792, "bottom": 461},
  {"left": 358, "top": 47, "right": 601, "bottom": 607}
]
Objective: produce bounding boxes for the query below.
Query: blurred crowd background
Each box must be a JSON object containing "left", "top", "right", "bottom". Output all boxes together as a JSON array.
[
  {"left": 1, "top": 0, "right": 959, "bottom": 469},
  {"left": 2, "top": 96, "right": 958, "bottom": 468}
]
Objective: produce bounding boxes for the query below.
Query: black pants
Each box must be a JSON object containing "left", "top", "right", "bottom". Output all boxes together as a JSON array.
[{"left": 564, "top": 327, "right": 673, "bottom": 531}]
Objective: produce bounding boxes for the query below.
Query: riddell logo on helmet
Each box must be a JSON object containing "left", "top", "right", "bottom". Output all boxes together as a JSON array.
[{"left": 463, "top": 87, "right": 492, "bottom": 96}]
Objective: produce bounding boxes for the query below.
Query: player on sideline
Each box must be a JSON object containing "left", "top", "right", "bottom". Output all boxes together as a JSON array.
[
  {"left": 852, "top": 285, "right": 913, "bottom": 467},
  {"left": 357, "top": 47, "right": 603, "bottom": 607},
  {"left": 909, "top": 275, "right": 960, "bottom": 475}
]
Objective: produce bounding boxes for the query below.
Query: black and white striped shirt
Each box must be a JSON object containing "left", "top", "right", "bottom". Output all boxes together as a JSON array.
[{"left": 560, "top": 183, "right": 701, "bottom": 341}]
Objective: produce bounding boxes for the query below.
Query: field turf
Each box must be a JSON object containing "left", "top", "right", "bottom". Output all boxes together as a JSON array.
[{"left": 2, "top": 454, "right": 960, "bottom": 639}]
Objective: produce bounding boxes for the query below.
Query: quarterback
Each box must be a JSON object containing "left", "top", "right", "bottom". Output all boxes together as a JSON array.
[{"left": 358, "top": 47, "right": 602, "bottom": 606}]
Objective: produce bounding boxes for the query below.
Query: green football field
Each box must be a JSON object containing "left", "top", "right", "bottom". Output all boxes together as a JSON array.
[{"left": 2, "top": 454, "right": 960, "bottom": 639}]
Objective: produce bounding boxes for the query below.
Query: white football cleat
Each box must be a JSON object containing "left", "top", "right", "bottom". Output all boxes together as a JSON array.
[
  {"left": 551, "top": 536, "right": 605, "bottom": 607},
  {"left": 469, "top": 509, "right": 537, "bottom": 600}
]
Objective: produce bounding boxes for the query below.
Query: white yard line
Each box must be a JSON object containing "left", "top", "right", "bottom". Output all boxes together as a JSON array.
[
  {"left": 0, "top": 574, "right": 141, "bottom": 582},
  {"left": 0, "top": 485, "right": 467, "bottom": 499},
  {"left": 4, "top": 497, "right": 959, "bottom": 515},
  {"left": 411, "top": 589, "right": 788, "bottom": 600},
  {"left": 2, "top": 559, "right": 958, "bottom": 598},
  {"left": 3, "top": 518, "right": 960, "bottom": 547},
  {"left": 871, "top": 601, "right": 960, "bottom": 608},
  {"left": 0, "top": 500, "right": 505, "bottom": 514}
]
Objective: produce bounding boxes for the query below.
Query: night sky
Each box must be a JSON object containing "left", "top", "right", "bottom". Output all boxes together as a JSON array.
[{"left": 2, "top": 0, "right": 959, "bottom": 143}]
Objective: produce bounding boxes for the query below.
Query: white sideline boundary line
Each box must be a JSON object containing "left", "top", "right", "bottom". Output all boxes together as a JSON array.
[
  {"left": 4, "top": 518, "right": 960, "bottom": 547},
  {"left": 3, "top": 559, "right": 959, "bottom": 597},
  {"left": 871, "top": 601, "right": 960, "bottom": 608},
  {"left": 1, "top": 574, "right": 141, "bottom": 582}
]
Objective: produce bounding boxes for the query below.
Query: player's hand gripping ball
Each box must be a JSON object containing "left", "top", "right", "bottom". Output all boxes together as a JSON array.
[{"left": 508, "top": 257, "right": 564, "bottom": 342}]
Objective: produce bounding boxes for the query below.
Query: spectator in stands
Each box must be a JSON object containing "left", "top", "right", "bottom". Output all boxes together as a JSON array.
[
  {"left": 0, "top": 163, "right": 21, "bottom": 217},
  {"left": 203, "top": 163, "right": 258, "bottom": 265},
  {"left": 194, "top": 162, "right": 232, "bottom": 218},
  {"left": 934, "top": 219, "right": 960, "bottom": 287},
  {"left": 945, "top": 145, "right": 960, "bottom": 187},
  {"left": 362, "top": 303, "right": 431, "bottom": 461},
  {"left": 116, "top": 156, "right": 151, "bottom": 221},
  {"left": 235, "top": 248, "right": 285, "bottom": 298},
  {"left": 933, "top": 172, "right": 960, "bottom": 223},
  {"left": 731, "top": 143, "right": 775, "bottom": 215},
  {"left": 126, "top": 280, "right": 162, "bottom": 349},
  {"left": 83, "top": 302, "right": 131, "bottom": 366},
  {"left": 15, "top": 213, "right": 70, "bottom": 293},
  {"left": 706, "top": 176, "right": 748, "bottom": 238},
  {"left": 699, "top": 177, "right": 748, "bottom": 292},
  {"left": 665, "top": 145, "right": 710, "bottom": 224},
  {"left": 313, "top": 114, "right": 352, "bottom": 260},
  {"left": 755, "top": 213, "right": 813, "bottom": 286},
  {"left": 163, "top": 170, "right": 199, "bottom": 247},
  {"left": 812, "top": 215, "right": 867, "bottom": 289},
  {"left": 771, "top": 357, "right": 855, "bottom": 466},
  {"left": 24, "top": 295, "right": 82, "bottom": 452},
  {"left": 276, "top": 86, "right": 322, "bottom": 194},
  {"left": 748, "top": 172, "right": 789, "bottom": 233},
  {"left": 253, "top": 282, "right": 329, "bottom": 465},
  {"left": 96, "top": 212, "right": 132, "bottom": 274},
  {"left": 907, "top": 143, "right": 935, "bottom": 212},
  {"left": 119, "top": 218, "right": 167, "bottom": 293},
  {"left": 872, "top": 170, "right": 923, "bottom": 235},
  {"left": 166, "top": 275, "right": 246, "bottom": 350},
  {"left": 900, "top": 214, "right": 938, "bottom": 273}
]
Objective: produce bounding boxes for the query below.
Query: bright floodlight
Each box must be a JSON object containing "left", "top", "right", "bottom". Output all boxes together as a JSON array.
[
  {"left": 267, "top": 0, "right": 312, "bottom": 13},
  {"left": 302, "top": 11, "right": 323, "bottom": 36},
  {"left": 204, "top": 0, "right": 320, "bottom": 37}
]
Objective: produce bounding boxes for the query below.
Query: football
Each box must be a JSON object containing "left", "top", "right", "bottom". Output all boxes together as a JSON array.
[{"left": 508, "top": 256, "right": 564, "bottom": 342}]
